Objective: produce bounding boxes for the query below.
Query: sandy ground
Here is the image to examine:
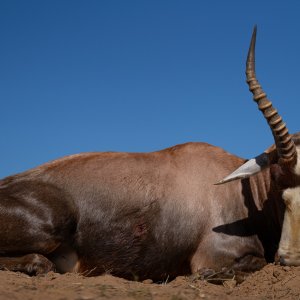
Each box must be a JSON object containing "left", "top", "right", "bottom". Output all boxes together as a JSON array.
[{"left": 1, "top": 264, "right": 300, "bottom": 300}]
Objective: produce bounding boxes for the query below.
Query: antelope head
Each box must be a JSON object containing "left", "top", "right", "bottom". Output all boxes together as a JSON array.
[{"left": 218, "top": 26, "right": 300, "bottom": 266}]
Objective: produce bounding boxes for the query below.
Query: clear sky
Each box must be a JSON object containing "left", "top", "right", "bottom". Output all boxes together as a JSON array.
[{"left": 0, "top": 1, "right": 300, "bottom": 178}]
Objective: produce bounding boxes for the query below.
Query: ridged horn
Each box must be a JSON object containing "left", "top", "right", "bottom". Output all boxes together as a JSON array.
[{"left": 246, "top": 26, "right": 296, "bottom": 165}]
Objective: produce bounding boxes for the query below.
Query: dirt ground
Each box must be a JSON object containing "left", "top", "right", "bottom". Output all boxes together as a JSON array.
[{"left": 1, "top": 264, "right": 300, "bottom": 300}]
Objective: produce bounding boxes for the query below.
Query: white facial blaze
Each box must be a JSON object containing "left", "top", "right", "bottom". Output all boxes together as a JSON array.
[{"left": 278, "top": 186, "right": 300, "bottom": 266}]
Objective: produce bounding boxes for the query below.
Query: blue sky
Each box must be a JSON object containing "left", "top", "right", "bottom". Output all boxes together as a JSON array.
[{"left": 0, "top": 1, "right": 300, "bottom": 178}]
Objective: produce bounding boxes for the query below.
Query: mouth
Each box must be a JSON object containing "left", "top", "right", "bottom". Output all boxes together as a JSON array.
[{"left": 278, "top": 248, "right": 300, "bottom": 266}]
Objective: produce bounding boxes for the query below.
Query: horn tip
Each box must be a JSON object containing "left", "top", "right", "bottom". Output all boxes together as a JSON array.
[
  {"left": 252, "top": 25, "right": 257, "bottom": 42},
  {"left": 247, "top": 25, "right": 258, "bottom": 64},
  {"left": 253, "top": 25, "right": 257, "bottom": 34},
  {"left": 250, "top": 25, "right": 257, "bottom": 46}
]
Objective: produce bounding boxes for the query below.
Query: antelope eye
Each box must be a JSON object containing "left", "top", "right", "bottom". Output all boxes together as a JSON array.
[
  {"left": 283, "top": 195, "right": 294, "bottom": 211},
  {"left": 282, "top": 191, "right": 292, "bottom": 209}
]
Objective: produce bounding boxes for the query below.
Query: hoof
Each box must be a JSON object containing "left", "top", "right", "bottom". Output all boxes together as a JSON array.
[{"left": 22, "top": 254, "right": 56, "bottom": 275}]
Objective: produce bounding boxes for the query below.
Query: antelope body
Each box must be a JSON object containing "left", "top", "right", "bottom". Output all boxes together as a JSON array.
[{"left": 0, "top": 28, "right": 299, "bottom": 281}]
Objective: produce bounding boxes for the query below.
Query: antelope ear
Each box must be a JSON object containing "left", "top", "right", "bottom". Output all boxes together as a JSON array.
[{"left": 215, "top": 147, "right": 277, "bottom": 185}]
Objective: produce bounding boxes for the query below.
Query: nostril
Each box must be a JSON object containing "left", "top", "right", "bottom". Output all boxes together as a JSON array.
[{"left": 279, "top": 256, "right": 288, "bottom": 265}]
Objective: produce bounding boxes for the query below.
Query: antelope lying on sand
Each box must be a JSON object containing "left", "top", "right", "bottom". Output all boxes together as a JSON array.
[{"left": 0, "top": 27, "right": 298, "bottom": 282}]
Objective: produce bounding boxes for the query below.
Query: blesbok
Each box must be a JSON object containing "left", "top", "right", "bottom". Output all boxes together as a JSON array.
[{"left": 0, "top": 27, "right": 298, "bottom": 282}]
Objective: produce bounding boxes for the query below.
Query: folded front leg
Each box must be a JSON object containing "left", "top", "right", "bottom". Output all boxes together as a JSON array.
[{"left": 0, "top": 254, "right": 55, "bottom": 275}]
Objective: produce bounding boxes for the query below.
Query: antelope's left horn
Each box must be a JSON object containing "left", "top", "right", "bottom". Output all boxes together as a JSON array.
[{"left": 246, "top": 26, "right": 297, "bottom": 165}]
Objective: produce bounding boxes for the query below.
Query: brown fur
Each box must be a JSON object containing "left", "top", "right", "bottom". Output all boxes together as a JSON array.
[{"left": 0, "top": 140, "right": 291, "bottom": 281}]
